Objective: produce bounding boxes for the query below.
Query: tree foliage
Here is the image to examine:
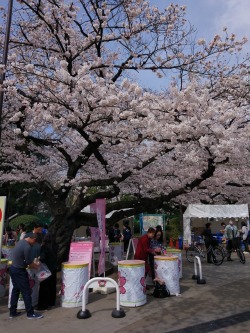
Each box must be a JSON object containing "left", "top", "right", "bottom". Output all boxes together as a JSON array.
[{"left": 0, "top": 0, "right": 249, "bottom": 264}]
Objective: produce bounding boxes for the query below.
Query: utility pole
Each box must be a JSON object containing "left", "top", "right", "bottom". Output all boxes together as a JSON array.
[{"left": 0, "top": 0, "right": 14, "bottom": 143}]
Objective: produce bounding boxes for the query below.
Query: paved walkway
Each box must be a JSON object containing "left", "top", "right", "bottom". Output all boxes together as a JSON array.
[{"left": 1, "top": 251, "right": 250, "bottom": 333}]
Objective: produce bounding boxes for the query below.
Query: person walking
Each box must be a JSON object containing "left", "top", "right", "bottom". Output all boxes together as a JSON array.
[
  {"left": 9, "top": 233, "right": 44, "bottom": 319},
  {"left": 201, "top": 222, "right": 218, "bottom": 263},
  {"left": 224, "top": 220, "right": 238, "bottom": 261},
  {"left": 122, "top": 221, "right": 132, "bottom": 253}
]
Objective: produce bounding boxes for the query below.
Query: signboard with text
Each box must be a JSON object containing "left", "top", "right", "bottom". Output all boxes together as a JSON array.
[{"left": 69, "top": 241, "right": 94, "bottom": 278}]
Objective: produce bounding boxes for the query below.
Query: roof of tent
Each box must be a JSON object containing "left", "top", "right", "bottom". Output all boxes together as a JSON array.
[{"left": 183, "top": 204, "right": 249, "bottom": 219}]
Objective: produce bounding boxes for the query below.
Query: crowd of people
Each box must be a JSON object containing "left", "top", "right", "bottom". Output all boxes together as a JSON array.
[
  {"left": 4, "top": 222, "right": 58, "bottom": 320},
  {"left": 201, "top": 219, "right": 249, "bottom": 263},
  {"left": 3, "top": 216, "right": 250, "bottom": 320}
]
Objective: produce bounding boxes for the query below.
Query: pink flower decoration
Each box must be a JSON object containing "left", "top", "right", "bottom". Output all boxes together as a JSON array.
[
  {"left": 29, "top": 278, "right": 35, "bottom": 290},
  {"left": 140, "top": 276, "right": 146, "bottom": 294},
  {"left": 98, "top": 280, "right": 107, "bottom": 287},
  {"left": 0, "top": 267, "right": 7, "bottom": 286},
  {"left": 118, "top": 271, "right": 126, "bottom": 294},
  {"left": 61, "top": 282, "right": 65, "bottom": 296}
]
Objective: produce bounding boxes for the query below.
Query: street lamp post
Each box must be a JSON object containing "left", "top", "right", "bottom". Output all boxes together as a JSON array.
[{"left": 0, "top": 0, "right": 14, "bottom": 143}]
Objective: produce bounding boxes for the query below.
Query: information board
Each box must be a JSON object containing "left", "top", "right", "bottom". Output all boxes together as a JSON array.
[
  {"left": 141, "top": 214, "right": 164, "bottom": 233},
  {"left": 69, "top": 241, "right": 94, "bottom": 278}
]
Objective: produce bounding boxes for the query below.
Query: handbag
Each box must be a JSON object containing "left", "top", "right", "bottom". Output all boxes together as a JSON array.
[
  {"left": 36, "top": 262, "right": 52, "bottom": 282},
  {"left": 153, "top": 281, "right": 170, "bottom": 298}
]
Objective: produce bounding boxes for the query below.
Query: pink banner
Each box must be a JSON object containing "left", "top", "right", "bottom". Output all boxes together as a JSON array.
[
  {"left": 90, "top": 227, "right": 100, "bottom": 249},
  {"left": 96, "top": 199, "right": 106, "bottom": 276}
]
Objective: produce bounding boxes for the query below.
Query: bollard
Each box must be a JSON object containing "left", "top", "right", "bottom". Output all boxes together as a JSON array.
[
  {"left": 192, "top": 256, "right": 206, "bottom": 284},
  {"left": 77, "top": 277, "right": 125, "bottom": 319}
]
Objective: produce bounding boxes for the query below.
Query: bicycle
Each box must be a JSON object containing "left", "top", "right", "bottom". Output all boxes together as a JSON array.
[
  {"left": 218, "top": 238, "right": 245, "bottom": 264},
  {"left": 186, "top": 241, "right": 224, "bottom": 265}
]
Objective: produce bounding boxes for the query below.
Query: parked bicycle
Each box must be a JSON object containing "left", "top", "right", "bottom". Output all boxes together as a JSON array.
[
  {"left": 218, "top": 238, "right": 245, "bottom": 264},
  {"left": 186, "top": 241, "right": 224, "bottom": 265}
]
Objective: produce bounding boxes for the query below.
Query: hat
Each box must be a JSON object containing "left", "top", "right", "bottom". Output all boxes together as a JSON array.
[{"left": 25, "top": 233, "right": 38, "bottom": 239}]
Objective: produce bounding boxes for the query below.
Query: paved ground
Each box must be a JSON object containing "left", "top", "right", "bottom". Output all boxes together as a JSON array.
[{"left": 1, "top": 251, "right": 250, "bottom": 333}]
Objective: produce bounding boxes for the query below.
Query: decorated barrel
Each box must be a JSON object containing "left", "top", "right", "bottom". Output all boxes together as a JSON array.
[
  {"left": 61, "top": 262, "right": 89, "bottom": 308},
  {"left": 118, "top": 260, "right": 146, "bottom": 307},
  {"left": 109, "top": 242, "right": 124, "bottom": 266},
  {"left": 165, "top": 249, "right": 182, "bottom": 278},
  {"left": 154, "top": 255, "right": 180, "bottom": 295},
  {"left": 1, "top": 245, "right": 15, "bottom": 261},
  {"left": 8, "top": 268, "right": 39, "bottom": 308},
  {"left": 0, "top": 259, "right": 8, "bottom": 297}
]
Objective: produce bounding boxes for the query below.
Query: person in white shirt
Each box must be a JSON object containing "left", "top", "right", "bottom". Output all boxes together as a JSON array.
[{"left": 240, "top": 221, "right": 249, "bottom": 253}]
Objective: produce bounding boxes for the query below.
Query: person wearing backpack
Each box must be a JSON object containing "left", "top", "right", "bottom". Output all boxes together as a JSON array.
[
  {"left": 239, "top": 221, "right": 249, "bottom": 253},
  {"left": 122, "top": 221, "right": 132, "bottom": 253}
]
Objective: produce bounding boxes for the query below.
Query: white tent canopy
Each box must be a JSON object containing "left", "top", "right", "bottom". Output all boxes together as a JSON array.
[{"left": 183, "top": 204, "right": 249, "bottom": 244}]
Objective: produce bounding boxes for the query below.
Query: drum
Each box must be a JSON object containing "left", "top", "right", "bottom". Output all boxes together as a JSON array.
[
  {"left": 165, "top": 249, "right": 182, "bottom": 278},
  {"left": 154, "top": 255, "right": 180, "bottom": 295},
  {"left": 0, "top": 259, "right": 8, "bottom": 297},
  {"left": 109, "top": 242, "right": 124, "bottom": 266},
  {"left": 118, "top": 260, "right": 146, "bottom": 307},
  {"left": 61, "top": 262, "right": 89, "bottom": 308},
  {"left": 8, "top": 268, "right": 39, "bottom": 308}
]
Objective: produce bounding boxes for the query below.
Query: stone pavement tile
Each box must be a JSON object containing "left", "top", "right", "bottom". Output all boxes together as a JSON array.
[{"left": 1, "top": 251, "right": 249, "bottom": 333}]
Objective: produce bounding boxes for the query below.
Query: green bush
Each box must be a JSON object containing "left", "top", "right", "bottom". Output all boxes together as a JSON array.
[
  {"left": 166, "top": 217, "right": 182, "bottom": 241},
  {"left": 9, "top": 215, "right": 42, "bottom": 232}
]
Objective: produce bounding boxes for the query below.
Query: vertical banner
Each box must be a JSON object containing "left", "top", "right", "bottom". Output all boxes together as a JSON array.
[
  {"left": 90, "top": 227, "right": 100, "bottom": 251},
  {"left": 0, "top": 197, "right": 7, "bottom": 255},
  {"left": 95, "top": 199, "right": 106, "bottom": 276}
]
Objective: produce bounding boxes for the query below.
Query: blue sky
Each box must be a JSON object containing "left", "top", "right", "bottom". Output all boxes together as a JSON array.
[
  {"left": 1, "top": 1, "right": 249, "bottom": 90},
  {"left": 138, "top": 0, "right": 250, "bottom": 90}
]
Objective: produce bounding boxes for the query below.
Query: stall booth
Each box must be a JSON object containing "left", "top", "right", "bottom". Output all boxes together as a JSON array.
[{"left": 183, "top": 204, "right": 249, "bottom": 246}]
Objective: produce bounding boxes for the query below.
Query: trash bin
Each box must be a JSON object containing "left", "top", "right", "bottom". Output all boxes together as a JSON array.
[
  {"left": 0, "top": 259, "right": 8, "bottom": 297},
  {"left": 165, "top": 249, "right": 182, "bottom": 278},
  {"left": 61, "top": 262, "right": 89, "bottom": 308},
  {"left": 154, "top": 255, "right": 180, "bottom": 295},
  {"left": 118, "top": 260, "right": 146, "bottom": 307}
]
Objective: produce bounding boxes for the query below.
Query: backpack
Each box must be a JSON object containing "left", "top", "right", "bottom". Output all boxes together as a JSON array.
[
  {"left": 123, "top": 227, "right": 132, "bottom": 240},
  {"left": 152, "top": 281, "right": 170, "bottom": 298}
]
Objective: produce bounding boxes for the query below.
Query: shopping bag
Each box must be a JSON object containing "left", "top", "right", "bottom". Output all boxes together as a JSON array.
[{"left": 36, "top": 263, "right": 52, "bottom": 282}]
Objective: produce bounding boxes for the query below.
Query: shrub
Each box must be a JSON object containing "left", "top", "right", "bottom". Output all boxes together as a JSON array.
[{"left": 9, "top": 215, "right": 42, "bottom": 232}]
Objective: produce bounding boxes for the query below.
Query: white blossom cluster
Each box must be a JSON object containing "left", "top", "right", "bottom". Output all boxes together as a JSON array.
[{"left": 0, "top": 0, "right": 249, "bottom": 212}]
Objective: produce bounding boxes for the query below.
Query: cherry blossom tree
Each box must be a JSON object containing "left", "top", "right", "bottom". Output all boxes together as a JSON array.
[{"left": 0, "top": 0, "right": 249, "bottom": 264}]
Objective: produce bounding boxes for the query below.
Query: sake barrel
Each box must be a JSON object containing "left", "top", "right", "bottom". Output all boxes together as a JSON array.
[
  {"left": 0, "top": 259, "right": 8, "bottom": 297},
  {"left": 154, "top": 255, "right": 180, "bottom": 295},
  {"left": 2, "top": 245, "right": 15, "bottom": 261},
  {"left": 109, "top": 242, "right": 124, "bottom": 266},
  {"left": 8, "top": 268, "right": 39, "bottom": 308},
  {"left": 118, "top": 260, "right": 146, "bottom": 307},
  {"left": 165, "top": 249, "right": 182, "bottom": 278},
  {"left": 61, "top": 262, "right": 89, "bottom": 308}
]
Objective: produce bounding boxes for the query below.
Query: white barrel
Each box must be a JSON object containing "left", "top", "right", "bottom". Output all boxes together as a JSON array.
[
  {"left": 154, "top": 255, "right": 180, "bottom": 295},
  {"left": 118, "top": 260, "right": 146, "bottom": 307},
  {"left": 165, "top": 249, "right": 182, "bottom": 278},
  {"left": 2, "top": 245, "right": 15, "bottom": 261},
  {"left": 0, "top": 259, "right": 8, "bottom": 297},
  {"left": 109, "top": 242, "right": 124, "bottom": 266},
  {"left": 8, "top": 269, "right": 39, "bottom": 309},
  {"left": 61, "top": 262, "right": 89, "bottom": 308}
]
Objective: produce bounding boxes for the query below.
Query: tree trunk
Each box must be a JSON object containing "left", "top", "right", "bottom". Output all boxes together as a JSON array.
[{"left": 49, "top": 213, "right": 77, "bottom": 269}]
